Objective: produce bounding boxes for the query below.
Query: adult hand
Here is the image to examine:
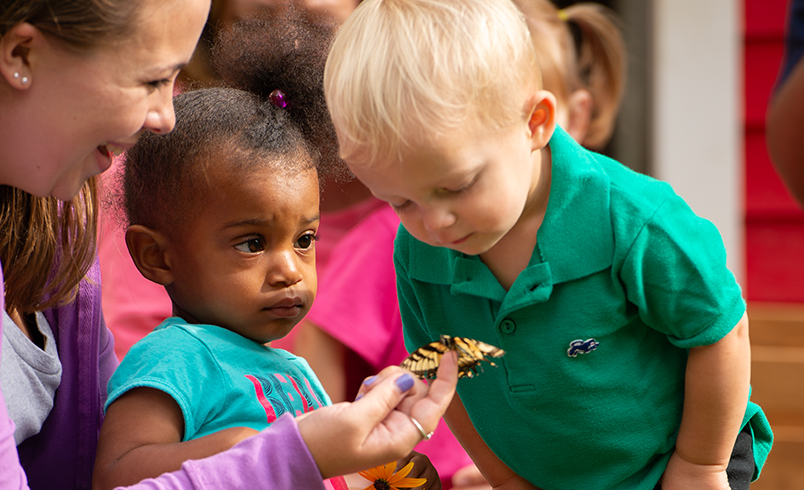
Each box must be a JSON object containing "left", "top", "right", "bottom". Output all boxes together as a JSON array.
[
  {"left": 660, "top": 451, "right": 731, "bottom": 490},
  {"left": 297, "top": 351, "right": 458, "bottom": 479}
]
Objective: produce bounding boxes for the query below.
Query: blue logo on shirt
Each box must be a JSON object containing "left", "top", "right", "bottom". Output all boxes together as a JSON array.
[{"left": 567, "top": 338, "right": 599, "bottom": 357}]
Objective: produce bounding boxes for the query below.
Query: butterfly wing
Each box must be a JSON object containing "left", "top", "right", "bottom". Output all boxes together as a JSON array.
[
  {"left": 450, "top": 337, "right": 506, "bottom": 378},
  {"left": 401, "top": 336, "right": 506, "bottom": 380},
  {"left": 400, "top": 341, "right": 449, "bottom": 380}
]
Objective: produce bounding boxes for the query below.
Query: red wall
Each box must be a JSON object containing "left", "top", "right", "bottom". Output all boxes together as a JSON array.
[{"left": 744, "top": 0, "right": 804, "bottom": 302}]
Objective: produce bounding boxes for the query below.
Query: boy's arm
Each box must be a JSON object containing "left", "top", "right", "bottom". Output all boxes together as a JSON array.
[
  {"left": 92, "top": 387, "right": 259, "bottom": 490},
  {"left": 444, "top": 394, "right": 541, "bottom": 490},
  {"left": 661, "top": 313, "right": 751, "bottom": 490}
]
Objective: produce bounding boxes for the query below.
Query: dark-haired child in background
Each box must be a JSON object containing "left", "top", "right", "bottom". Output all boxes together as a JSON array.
[{"left": 92, "top": 13, "right": 439, "bottom": 490}]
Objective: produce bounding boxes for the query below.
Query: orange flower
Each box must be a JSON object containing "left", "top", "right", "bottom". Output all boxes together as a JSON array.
[{"left": 358, "top": 461, "right": 427, "bottom": 490}]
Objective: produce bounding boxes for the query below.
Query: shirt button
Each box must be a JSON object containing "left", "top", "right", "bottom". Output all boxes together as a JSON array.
[{"left": 500, "top": 318, "right": 516, "bottom": 334}]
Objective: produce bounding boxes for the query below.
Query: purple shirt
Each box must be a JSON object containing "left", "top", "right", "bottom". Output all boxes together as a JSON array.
[{"left": 0, "top": 258, "right": 325, "bottom": 490}]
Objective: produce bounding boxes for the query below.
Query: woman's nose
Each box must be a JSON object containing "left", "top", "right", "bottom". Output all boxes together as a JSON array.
[{"left": 143, "top": 87, "right": 177, "bottom": 135}]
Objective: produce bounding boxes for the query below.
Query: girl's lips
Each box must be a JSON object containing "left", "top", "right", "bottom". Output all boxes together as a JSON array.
[{"left": 265, "top": 305, "right": 302, "bottom": 318}]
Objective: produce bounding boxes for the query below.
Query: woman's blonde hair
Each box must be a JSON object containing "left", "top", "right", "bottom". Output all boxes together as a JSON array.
[
  {"left": 515, "top": 0, "right": 626, "bottom": 149},
  {"left": 0, "top": 181, "right": 98, "bottom": 314},
  {"left": 324, "top": 0, "right": 541, "bottom": 165}
]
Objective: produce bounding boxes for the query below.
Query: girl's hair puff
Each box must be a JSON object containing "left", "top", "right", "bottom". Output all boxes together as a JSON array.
[
  {"left": 324, "top": 0, "right": 541, "bottom": 166},
  {"left": 212, "top": 9, "right": 345, "bottom": 181},
  {"left": 123, "top": 88, "right": 313, "bottom": 235},
  {"left": 515, "top": 0, "right": 626, "bottom": 149}
]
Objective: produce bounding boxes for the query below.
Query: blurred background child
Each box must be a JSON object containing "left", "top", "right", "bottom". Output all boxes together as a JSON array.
[{"left": 294, "top": 1, "right": 625, "bottom": 487}]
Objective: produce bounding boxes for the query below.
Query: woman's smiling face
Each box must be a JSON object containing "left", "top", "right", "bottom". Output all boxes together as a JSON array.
[{"left": 1, "top": 0, "right": 210, "bottom": 200}]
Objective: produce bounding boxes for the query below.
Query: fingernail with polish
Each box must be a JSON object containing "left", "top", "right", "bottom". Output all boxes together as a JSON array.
[
  {"left": 395, "top": 373, "right": 414, "bottom": 392},
  {"left": 355, "top": 393, "right": 363, "bottom": 401},
  {"left": 363, "top": 375, "right": 378, "bottom": 386}
]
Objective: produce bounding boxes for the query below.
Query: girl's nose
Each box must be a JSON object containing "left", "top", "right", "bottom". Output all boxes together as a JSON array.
[
  {"left": 144, "top": 87, "right": 177, "bottom": 135},
  {"left": 266, "top": 250, "right": 304, "bottom": 287}
]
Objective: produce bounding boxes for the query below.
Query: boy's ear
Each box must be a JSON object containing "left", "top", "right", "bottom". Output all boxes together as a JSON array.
[
  {"left": 0, "top": 22, "right": 40, "bottom": 90},
  {"left": 564, "top": 89, "right": 593, "bottom": 145},
  {"left": 526, "top": 90, "right": 557, "bottom": 151},
  {"left": 125, "top": 225, "right": 174, "bottom": 286}
]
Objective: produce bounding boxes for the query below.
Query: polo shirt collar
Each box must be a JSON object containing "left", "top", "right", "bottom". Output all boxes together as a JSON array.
[{"left": 407, "top": 127, "right": 614, "bottom": 303}]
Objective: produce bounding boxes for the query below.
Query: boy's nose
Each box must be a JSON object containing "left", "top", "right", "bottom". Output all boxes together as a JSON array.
[{"left": 420, "top": 204, "right": 456, "bottom": 231}]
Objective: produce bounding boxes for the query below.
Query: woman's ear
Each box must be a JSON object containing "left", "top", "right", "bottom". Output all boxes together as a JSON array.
[
  {"left": 564, "top": 89, "right": 592, "bottom": 145},
  {"left": 526, "top": 90, "right": 557, "bottom": 151},
  {"left": 125, "top": 225, "right": 174, "bottom": 286},
  {"left": 0, "top": 22, "right": 40, "bottom": 90}
]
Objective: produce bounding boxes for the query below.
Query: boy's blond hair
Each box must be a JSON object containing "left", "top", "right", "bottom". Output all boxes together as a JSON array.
[{"left": 324, "top": 0, "right": 542, "bottom": 165}]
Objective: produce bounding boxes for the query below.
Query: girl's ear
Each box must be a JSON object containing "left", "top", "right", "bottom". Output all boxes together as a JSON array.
[
  {"left": 564, "top": 89, "right": 593, "bottom": 145},
  {"left": 526, "top": 90, "right": 557, "bottom": 151},
  {"left": 0, "top": 22, "right": 40, "bottom": 90},
  {"left": 125, "top": 225, "right": 174, "bottom": 286}
]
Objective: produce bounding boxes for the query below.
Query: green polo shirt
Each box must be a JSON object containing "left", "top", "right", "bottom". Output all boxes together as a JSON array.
[{"left": 395, "top": 127, "right": 772, "bottom": 489}]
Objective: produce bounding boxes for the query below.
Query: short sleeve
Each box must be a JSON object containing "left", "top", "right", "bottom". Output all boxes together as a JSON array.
[
  {"left": 620, "top": 196, "right": 746, "bottom": 348},
  {"left": 105, "top": 327, "right": 226, "bottom": 441}
]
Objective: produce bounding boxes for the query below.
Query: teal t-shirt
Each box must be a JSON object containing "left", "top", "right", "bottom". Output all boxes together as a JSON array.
[
  {"left": 106, "top": 317, "right": 330, "bottom": 441},
  {"left": 395, "top": 127, "right": 772, "bottom": 489}
]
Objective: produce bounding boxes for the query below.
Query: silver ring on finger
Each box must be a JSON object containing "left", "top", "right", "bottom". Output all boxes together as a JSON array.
[{"left": 409, "top": 415, "right": 434, "bottom": 441}]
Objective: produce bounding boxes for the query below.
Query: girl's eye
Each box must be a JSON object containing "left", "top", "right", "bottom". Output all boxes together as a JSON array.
[
  {"left": 295, "top": 233, "right": 319, "bottom": 250},
  {"left": 235, "top": 238, "right": 264, "bottom": 253}
]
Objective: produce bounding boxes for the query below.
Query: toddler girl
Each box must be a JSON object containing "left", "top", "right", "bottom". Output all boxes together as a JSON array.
[
  {"left": 92, "top": 12, "right": 436, "bottom": 490},
  {"left": 323, "top": 0, "right": 773, "bottom": 489}
]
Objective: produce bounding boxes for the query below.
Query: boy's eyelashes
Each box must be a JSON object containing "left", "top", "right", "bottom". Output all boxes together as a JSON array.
[
  {"left": 391, "top": 200, "right": 413, "bottom": 212},
  {"left": 388, "top": 179, "right": 478, "bottom": 212}
]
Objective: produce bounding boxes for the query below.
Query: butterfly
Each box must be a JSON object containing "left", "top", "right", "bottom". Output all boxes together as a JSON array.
[{"left": 400, "top": 335, "right": 505, "bottom": 380}]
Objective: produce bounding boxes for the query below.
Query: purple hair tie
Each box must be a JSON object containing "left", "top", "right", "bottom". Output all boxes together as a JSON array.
[{"left": 269, "top": 89, "right": 289, "bottom": 108}]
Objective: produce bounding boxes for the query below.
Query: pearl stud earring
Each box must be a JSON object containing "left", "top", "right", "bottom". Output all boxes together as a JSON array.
[
  {"left": 12, "top": 72, "right": 19, "bottom": 79},
  {"left": 21, "top": 77, "right": 28, "bottom": 84}
]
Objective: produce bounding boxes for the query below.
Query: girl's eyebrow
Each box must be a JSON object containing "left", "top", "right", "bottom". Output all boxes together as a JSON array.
[{"left": 221, "top": 215, "right": 321, "bottom": 230}]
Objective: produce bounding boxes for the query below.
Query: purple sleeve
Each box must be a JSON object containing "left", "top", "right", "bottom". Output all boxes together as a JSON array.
[
  {"left": 119, "top": 414, "right": 326, "bottom": 490},
  {"left": 0, "top": 265, "right": 30, "bottom": 489}
]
